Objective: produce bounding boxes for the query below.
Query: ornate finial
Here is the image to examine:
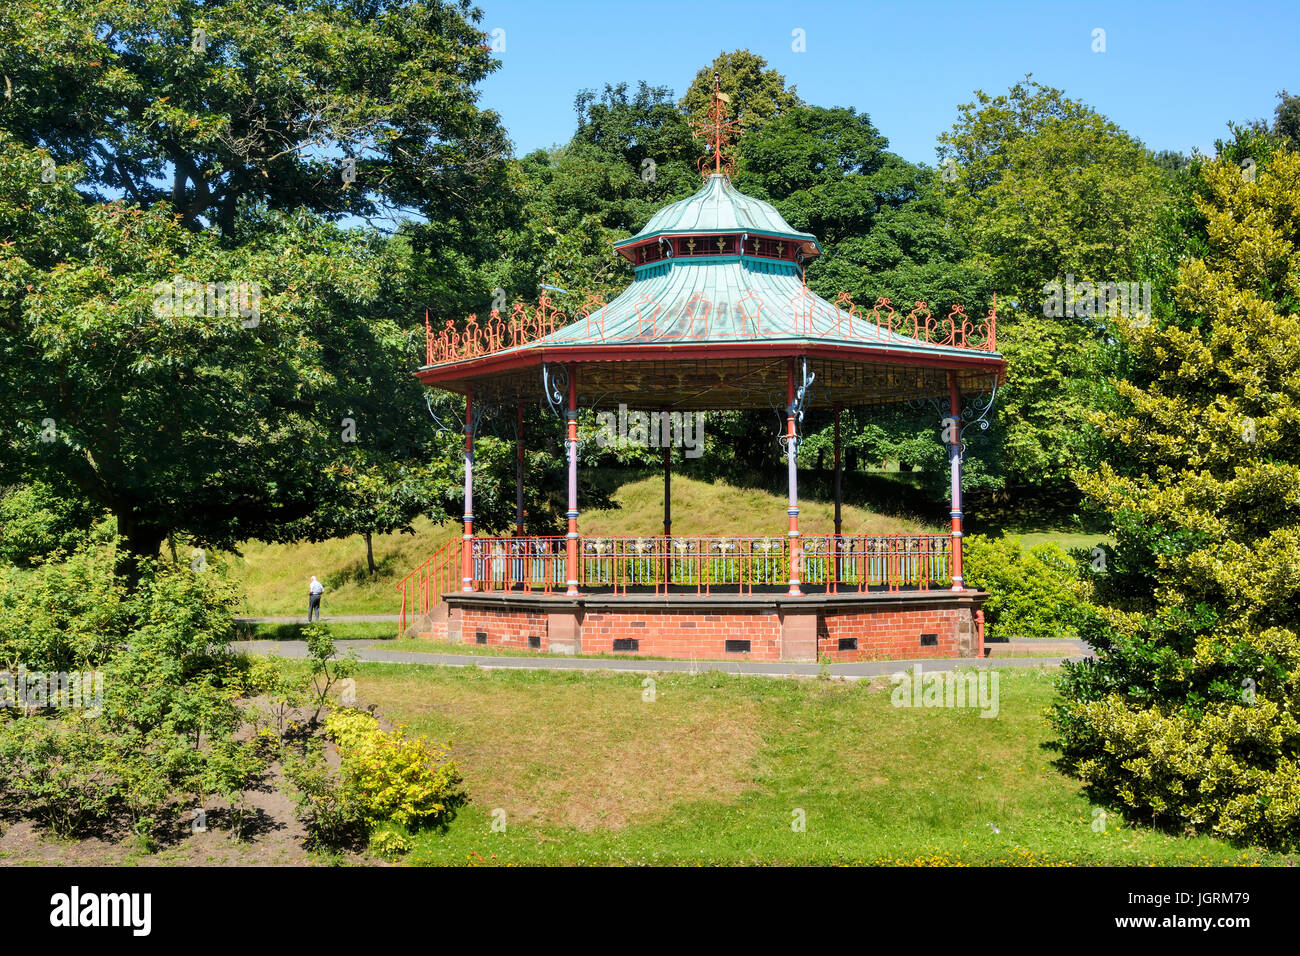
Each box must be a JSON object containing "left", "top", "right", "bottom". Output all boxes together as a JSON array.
[{"left": 692, "top": 72, "right": 741, "bottom": 178}]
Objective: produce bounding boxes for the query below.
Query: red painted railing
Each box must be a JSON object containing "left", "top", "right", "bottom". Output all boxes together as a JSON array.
[
  {"left": 396, "top": 537, "right": 461, "bottom": 634},
  {"left": 398, "top": 534, "right": 953, "bottom": 627},
  {"left": 572, "top": 534, "right": 952, "bottom": 594}
]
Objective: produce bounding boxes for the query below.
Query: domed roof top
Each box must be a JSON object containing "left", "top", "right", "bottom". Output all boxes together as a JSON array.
[{"left": 614, "top": 174, "right": 818, "bottom": 257}]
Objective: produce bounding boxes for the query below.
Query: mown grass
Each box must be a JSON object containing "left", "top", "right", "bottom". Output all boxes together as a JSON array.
[
  {"left": 1013, "top": 531, "right": 1114, "bottom": 553},
  {"left": 330, "top": 662, "right": 1288, "bottom": 866}
]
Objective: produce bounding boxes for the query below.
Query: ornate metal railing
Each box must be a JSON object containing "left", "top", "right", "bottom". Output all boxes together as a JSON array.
[
  {"left": 423, "top": 293, "right": 998, "bottom": 367},
  {"left": 396, "top": 536, "right": 462, "bottom": 633},
  {"left": 398, "top": 534, "right": 954, "bottom": 628}
]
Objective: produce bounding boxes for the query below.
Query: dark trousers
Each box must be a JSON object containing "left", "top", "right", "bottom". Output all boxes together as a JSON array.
[{"left": 308, "top": 592, "right": 321, "bottom": 622}]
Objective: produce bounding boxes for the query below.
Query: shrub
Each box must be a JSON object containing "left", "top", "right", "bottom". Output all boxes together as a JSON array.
[
  {"left": 0, "top": 529, "right": 127, "bottom": 672},
  {"left": 1053, "top": 149, "right": 1300, "bottom": 850},
  {"left": 369, "top": 828, "right": 412, "bottom": 858},
  {"left": 963, "top": 534, "right": 1090, "bottom": 640},
  {"left": 303, "top": 623, "right": 356, "bottom": 725},
  {"left": 323, "top": 708, "right": 465, "bottom": 830},
  {"left": 0, "top": 716, "right": 120, "bottom": 837},
  {"left": 282, "top": 742, "right": 367, "bottom": 850},
  {"left": 1052, "top": 689, "right": 1300, "bottom": 848}
]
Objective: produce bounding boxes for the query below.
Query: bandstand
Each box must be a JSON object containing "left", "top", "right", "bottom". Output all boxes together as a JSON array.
[{"left": 397, "top": 84, "right": 1006, "bottom": 662}]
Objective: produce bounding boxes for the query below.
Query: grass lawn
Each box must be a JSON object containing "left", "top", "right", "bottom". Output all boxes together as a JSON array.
[
  {"left": 334, "top": 662, "right": 1286, "bottom": 866},
  {"left": 1013, "top": 531, "right": 1114, "bottom": 553}
]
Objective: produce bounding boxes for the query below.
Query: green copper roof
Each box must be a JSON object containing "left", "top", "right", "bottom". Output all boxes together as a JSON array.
[
  {"left": 614, "top": 173, "right": 818, "bottom": 252},
  {"left": 517, "top": 257, "right": 978, "bottom": 359}
]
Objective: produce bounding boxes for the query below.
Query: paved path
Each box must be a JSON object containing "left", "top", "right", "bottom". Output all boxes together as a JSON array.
[
  {"left": 236, "top": 615, "right": 400, "bottom": 624},
  {"left": 231, "top": 638, "right": 1093, "bottom": 680}
]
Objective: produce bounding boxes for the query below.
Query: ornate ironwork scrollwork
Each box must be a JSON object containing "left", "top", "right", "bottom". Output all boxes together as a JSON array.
[
  {"left": 956, "top": 374, "right": 999, "bottom": 459},
  {"left": 542, "top": 363, "right": 569, "bottom": 418}
]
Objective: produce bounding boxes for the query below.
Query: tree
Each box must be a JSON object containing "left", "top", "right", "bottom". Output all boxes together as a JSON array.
[
  {"left": 936, "top": 77, "right": 1169, "bottom": 505},
  {"left": 0, "top": 0, "right": 510, "bottom": 243},
  {"left": 1053, "top": 148, "right": 1300, "bottom": 849},
  {"left": 737, "top": 104, "right": 986, "bottom": 311},
  {"left": 938, "top": 76, "right": 1164, "bottom": 307},
  {"left": 1275, "top": 90, "right": 1300, "bottom": 150},
  {"left": 501, "top": 82, "right": 701, "bottom": 303},
  {"left": 680, "top": 50, "right": 801, "bottom": 133},
  {"left": 0, "top": 133, "right": 425, "bottom": 579}
]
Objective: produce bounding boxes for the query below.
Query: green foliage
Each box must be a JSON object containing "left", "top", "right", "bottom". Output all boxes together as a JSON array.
[
  {"left": 0, "top": 527, "right": 127, "bottom": 671},
  {"left": 0, "top": 715, "right": 118, "bottom": 837},
  {"left": 323, "top": 708, "right": 465, "bottom": 829},
  {"left": 369, "top": 827, "right": 413, "bottom": 858},
  {"left": 0, "top": 481, "right": 106, "bottom": 567},
  {"left": 0, "top": 0, "right": 510, "bottom": 241},
  {"left": 303, "top": 623, "right": 357, "bottom": 724},
  {"left": 939, "top": 77, "right": 1164, "bottom": 304},
  {"left": 962, "top": 535, "right": 1090, "bottom": 640},
  {"left": 243, "top": 654, "right": 310, "bottom": 738},
  {"left": 738, "top": 105, "right": 986, "bottom": 311},
  {"left": 1053, "top": 148, "right": 1300, "bottom": 850},
  {"left": 937, "top": 77, "right": 1171, "bottom": 504},
  {"left": 680, "top": 49, "right": 801, "bottom": 133},
  {"left": 0, "top": 128, "right": 445, "bottom": 573},
  {"left": 282, "top": 740, "right": 367, "bottom": 850}
]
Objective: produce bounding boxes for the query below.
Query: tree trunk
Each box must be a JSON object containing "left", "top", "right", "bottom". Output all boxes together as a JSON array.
[
  {"left": 116, "top": 513, "right": 167, "bottom": 589},
  {"left": 365, "top": 531, "right": 376, "bottom": 576}
]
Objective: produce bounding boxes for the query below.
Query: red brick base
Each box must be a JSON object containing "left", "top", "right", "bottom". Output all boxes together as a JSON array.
[{"left": 432, "top": 591, "right": 986, "bottom": 662}]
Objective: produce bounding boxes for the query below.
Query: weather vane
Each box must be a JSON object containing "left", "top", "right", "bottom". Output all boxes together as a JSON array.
[{"left": 692, "top": 72, "right": 741, "bottom": 178}]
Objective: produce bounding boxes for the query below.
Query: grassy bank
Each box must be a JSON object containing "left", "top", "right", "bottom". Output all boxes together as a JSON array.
[{"left": 330, "top": 662, "right": 1282, "bottom": 866}]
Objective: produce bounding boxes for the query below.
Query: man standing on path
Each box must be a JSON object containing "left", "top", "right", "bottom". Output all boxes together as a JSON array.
[{"left": 308, "top": 575, "right": 324, "bottom": 623}]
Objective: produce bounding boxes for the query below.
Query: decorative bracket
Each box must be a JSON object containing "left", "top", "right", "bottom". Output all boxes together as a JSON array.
[
  {"left": 792, "top": 356, "right": 815, "bottom": 423},
  {"left": 956, "top": 375, "right": 998, "bottom": 459},
  {"left": 542, "top": 363, "right": 569, "bottom": 418},
  {"left": 776, "top": 357, "right": 815, "bottom": 453},
  {"left": 425, "top": 392, "right": 457, "bottom": 437}
]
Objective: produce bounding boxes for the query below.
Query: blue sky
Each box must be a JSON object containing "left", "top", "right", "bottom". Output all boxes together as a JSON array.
[{"left": 473, "top": 0, "right": 1298, "bottom": 165}]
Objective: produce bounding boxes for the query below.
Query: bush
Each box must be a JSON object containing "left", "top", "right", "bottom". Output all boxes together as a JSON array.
[
  {"left": 323, "top": 708, "right": 465, "bottom": 830},
  {"left": 0, "top": 716, "right": 120, "bottom": 837},
  {"left": 282, "top": 742, "right": 367, "bottom": 850},
  {"left": 369, "top": 828, "right": 412, "bottom": 858},
  {"left": 963, "top": 534, "right": 1090, "bottom": 640},
  {"left": 0, "top": 529, "right": 128, "bottom": 672},
  {"left": 1052, "top": 687, "right": 1300, "bottom": 849}
]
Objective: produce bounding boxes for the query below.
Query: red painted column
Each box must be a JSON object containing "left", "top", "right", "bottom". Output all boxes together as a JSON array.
[
  {"left": 461, "top": 385, "right": 475, "bottom": 592},
  {"left": 565, "top": 367, "right": 581, "bottom": 596},
  {"left": 832, "top": 404, "right": 842, "bottom": 591},
  {"left": 786, "top": 359, "right": 803, "bottom": 596},
  {"left": 515, "top": 402, "right": 525, "bottom": 537},
  {"left": 948, "top": 371, "right": 965, "bottom": 591}
]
